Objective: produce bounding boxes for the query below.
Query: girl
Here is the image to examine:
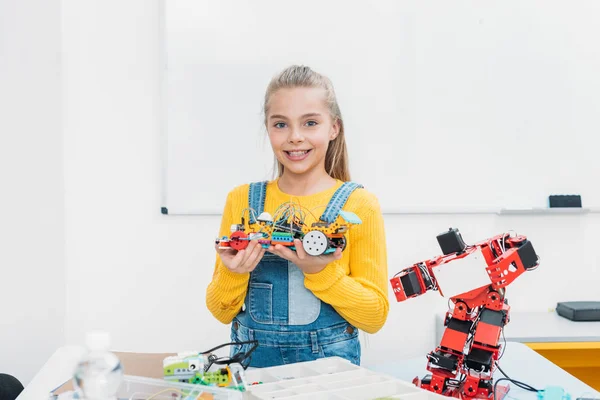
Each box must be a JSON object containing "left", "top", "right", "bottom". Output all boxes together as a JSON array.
[{"left": 206, "top": 65, "right": 389, "bottom": 367}]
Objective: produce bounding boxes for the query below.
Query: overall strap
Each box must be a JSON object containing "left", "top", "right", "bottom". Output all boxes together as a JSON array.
[
  {"left": 248, "top": 181, "right": 268, "bottom": 224},
  {"left": 319, "top": 181, "right": 364, "bottom": 223}
]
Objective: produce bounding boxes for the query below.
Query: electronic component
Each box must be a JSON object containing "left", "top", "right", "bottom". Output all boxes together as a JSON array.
[{"left": 436, "top": 228, "right": 467, "bottom": 255}]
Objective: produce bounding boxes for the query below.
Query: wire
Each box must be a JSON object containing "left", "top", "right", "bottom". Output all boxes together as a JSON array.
[
  {"left": 418, "top": 264, "right": 437, "bottom": 291},
  {"left": 200, "top": 340, "right": 258, "bottom": 356},
  {"left": 240, "top": 208, "right": 259, "bottom": 226},
  {"left": 498, "top": 328, "right": 506, "bottom": 360},
  {"left": 494, "top": 364, "right": 539, "bottom": 398},
  {"left": 493, "top": 377, "right": 530, "bottom": 400}
]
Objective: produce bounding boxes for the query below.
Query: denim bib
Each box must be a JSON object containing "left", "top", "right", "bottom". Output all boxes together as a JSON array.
[{"left": 231, "top": 181, "right": 364, "bottom": 367}]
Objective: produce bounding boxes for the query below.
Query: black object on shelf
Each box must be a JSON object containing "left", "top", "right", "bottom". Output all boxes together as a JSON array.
[
  {"left": 548, "top": 195, "right": 582, "bottom": 208},
  {"left": 556, "top": 301, "right": 600, "bottom": 321}
]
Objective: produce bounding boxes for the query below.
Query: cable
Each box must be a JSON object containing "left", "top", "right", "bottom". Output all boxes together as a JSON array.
[
  {"left": 418, "top": 264, "right": 436, "bottom": 291},
  {"left": 493, "top": 364, "right": 539, "bottom": 398},
  {"left": 498, "top": 328, "right": 506, "bottom": 360}
]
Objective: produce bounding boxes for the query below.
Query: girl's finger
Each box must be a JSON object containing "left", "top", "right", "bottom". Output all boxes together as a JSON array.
[
  {"left": 275, "top": 244, "right": 298, "bottom": 262},
  {"left": 246, "top": 248, "right": 266, "bottom": 272},
  {"left": 239, "top": 240, "right": 257, "bottom": 265},
  {"left": 228, "top": 249, "right": 246, "bottom": 270},
  {"left": 319, "top": 248, "right": 343, "bottom": 264},
  {"left": 293, "top": 239, "right": 307, "bottom": 260},
  {"left": 245, "top": 242, "right": 265, "bottom": 269}
]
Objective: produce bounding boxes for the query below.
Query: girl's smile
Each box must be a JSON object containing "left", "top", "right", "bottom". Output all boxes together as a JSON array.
[{"left": 284, "top": 148, "right": 312, "bottom": 161}]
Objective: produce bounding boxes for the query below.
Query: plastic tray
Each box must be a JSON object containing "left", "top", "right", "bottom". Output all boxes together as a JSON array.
[
  {"left": 54, "top": 358, "right": 447, "bottom": 400},
  {"left": 243, "top": 357, "right": 447, "bottom": 399}
]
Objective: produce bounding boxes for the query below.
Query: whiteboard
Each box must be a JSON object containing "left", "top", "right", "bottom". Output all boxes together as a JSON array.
[{"left": 163, "top": 0, "right": 600, "bottom": 215}]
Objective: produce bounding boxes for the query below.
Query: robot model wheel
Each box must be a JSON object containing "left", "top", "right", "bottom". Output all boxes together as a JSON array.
[
  {"left": 332, "top": 236, "right": 347, "bottom": 251},
  {"left": 302, "top": 231, "right": 328, "bottom": 256},
  {"left": 229, "top": 231, "right": 248, "bottom": 250}
]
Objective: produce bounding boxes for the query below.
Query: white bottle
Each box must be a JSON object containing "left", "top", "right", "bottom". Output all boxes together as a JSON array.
[{"left": 73, "top": 331, "right": 124, "bottom": 400}]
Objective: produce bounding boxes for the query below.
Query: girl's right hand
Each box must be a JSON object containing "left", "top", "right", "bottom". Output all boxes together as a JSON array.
[{"left": 216, "top": 240, "right": 265, "bottom": 274}]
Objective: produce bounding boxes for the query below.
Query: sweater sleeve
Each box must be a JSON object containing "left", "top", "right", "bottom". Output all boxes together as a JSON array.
[
  {"left": 303, "top": 197, "right": 389, "bottom": 334},
  {"left": 205, "top": 189, "right": 250, "bottom": 324}
]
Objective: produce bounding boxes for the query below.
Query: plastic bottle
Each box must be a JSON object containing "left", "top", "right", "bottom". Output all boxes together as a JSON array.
[{"left": 73, "top": 331, "right": 124, "bottom": 400}]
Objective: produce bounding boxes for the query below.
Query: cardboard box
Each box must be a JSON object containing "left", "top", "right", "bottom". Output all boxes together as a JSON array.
[{"left": 52, "top": 351, "right": 174, "bottom": 395}]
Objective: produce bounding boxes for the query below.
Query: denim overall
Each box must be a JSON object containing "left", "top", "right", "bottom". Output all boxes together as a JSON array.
[{"left": 230, "top": 181, "right": 364, "bottom": 368}]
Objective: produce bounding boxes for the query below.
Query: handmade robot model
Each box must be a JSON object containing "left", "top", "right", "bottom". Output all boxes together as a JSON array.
[
  {"left": 390, "top": 228, "right": 540, "bottom": 399},
  {"left": 163, "top": 340, "right": 258, "bottom": 391},
  {"left": 216, "top": 202, "right": 361, "bottom": 256}
]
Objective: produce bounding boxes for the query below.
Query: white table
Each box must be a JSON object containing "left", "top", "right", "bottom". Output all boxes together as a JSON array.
[
  {"left": 19, "top": 342, "right": 600, "bottom": 400},
  {"left": 16, "top": 345, "right": 85, "bottom": 400},
  {"left": 368, "top": 342, "right": 599, "bottom": 399},
  {"left": 435, "top": 311, "right": 600, "bottom": 344}
]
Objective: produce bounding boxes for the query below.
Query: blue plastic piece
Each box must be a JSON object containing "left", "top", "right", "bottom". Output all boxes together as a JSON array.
[
  {"left": 537, "top": 386, "right": 571, "bottom": 400},
  {"left": 339, "top": 210, "right": 362, "bottom": 224}
]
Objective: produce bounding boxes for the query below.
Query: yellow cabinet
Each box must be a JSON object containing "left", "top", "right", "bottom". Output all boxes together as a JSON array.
[{"left": 525, "top": 342, "right": 600, "bottom": 391}]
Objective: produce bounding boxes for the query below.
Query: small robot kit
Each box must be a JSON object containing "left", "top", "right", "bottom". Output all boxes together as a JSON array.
[
  {"left": 162, "top": 341, "right": 258, "bottom": 392},
  {"left": 216, "top": 202, "right": 362, "bottom": 256}
]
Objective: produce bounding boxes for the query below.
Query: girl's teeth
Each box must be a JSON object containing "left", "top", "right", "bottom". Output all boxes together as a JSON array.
[{"left": 289, "top": 151, "right": 308, "bottom": 156}]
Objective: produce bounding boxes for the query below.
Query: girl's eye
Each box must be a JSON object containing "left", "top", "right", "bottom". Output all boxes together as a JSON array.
[
  {"left": 274, "top": 122, "right": 286, "bottom": 129},
  {"left": 305, "top": 120, "right": 318, "bottom": 127}
]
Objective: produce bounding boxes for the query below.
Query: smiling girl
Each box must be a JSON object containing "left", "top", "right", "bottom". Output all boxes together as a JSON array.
[{"left": 206, "top": 65, "right": 389, "bottom": 367}]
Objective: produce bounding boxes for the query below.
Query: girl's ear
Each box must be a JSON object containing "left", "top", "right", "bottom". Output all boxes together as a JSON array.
[{"left": 330, "top": 119, "right": 341, "bottom": 141}]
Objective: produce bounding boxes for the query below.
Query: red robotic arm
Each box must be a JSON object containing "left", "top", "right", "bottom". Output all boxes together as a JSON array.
[
  {"left": 390, "top": 228, "right": 539, "bottom": 399},
  {"left": 391, "top": 228, "right": 539, "bottom": 303}
]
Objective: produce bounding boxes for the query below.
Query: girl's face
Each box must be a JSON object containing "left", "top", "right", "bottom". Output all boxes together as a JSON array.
[{"left": 266, "top": 87, "right": 339, "bottom": 179}]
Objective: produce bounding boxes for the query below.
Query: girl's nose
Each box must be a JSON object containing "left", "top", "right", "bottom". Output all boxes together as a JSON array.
[{"left": 287, "top": 127, "right": 304, "bottom": 143}]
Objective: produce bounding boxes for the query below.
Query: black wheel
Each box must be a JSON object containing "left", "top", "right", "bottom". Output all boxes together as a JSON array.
[{"left": 330, "top": 235, "right": 346, "bottom": 251}]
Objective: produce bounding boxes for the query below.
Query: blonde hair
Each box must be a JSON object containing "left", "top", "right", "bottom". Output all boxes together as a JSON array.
[{"left": 263, "top": 65, "right": 350, "bottom": 181}]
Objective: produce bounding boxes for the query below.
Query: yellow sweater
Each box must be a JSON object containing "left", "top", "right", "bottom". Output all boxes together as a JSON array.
[{"left": 205, "top": 179, "right": 389, "bottom": 334}]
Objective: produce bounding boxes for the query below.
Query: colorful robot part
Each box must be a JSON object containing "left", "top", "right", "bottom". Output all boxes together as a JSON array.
[
  {"left": 192, "top": 368, "right": 230, "bottom": 387},
  {"left": 216, "top": 202, "right": 362, "bottom": 256},
  {"left": 300, "top": 210, "right": 359, "bottom": 255},
  {"left": 271, "top": 231, "right": 296, "bottom": 247},
  {"left": 390, "top": 228, "right": 540, "bottom": 400},
  {"left": 229, "top": 231, "right": 248, "bottom": 251},
  {"left": 302, "top": 230, "right": 329, "bottom": 256},
  {"left": 163, "top": 353, "right": 247, "bottom": 391},
  {"left": 216, "top": 235, "right": 231, "bottom": 249},
  {"left": 163, "top": 352, "right": 207, "bottom": 384}
]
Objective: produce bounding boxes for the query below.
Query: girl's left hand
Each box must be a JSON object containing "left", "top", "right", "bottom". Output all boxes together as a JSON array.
[{"left": 268, "top": 239, "right": 342, "bottom": 274}]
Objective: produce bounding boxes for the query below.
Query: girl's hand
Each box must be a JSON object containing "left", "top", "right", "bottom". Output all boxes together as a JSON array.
[
  {"left": 268, "top": 239, "right": 342, "bottom": 274},
  {"left": 216, "top": 240, "right": 266, "bottom": 274}
]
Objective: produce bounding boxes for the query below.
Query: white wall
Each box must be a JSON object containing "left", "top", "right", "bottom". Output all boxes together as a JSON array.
[
  {"left": 61, "top": 0, "right": 232, "bottom": 354},
  {"left": 3, "top": 0, "right": 600, "bottom": 385},
  {"left": 0, "top": 0, "right": 65, "bottom": 385},
  {"left": 62, "top": 0, "right": 600, "bottom": 363}
]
